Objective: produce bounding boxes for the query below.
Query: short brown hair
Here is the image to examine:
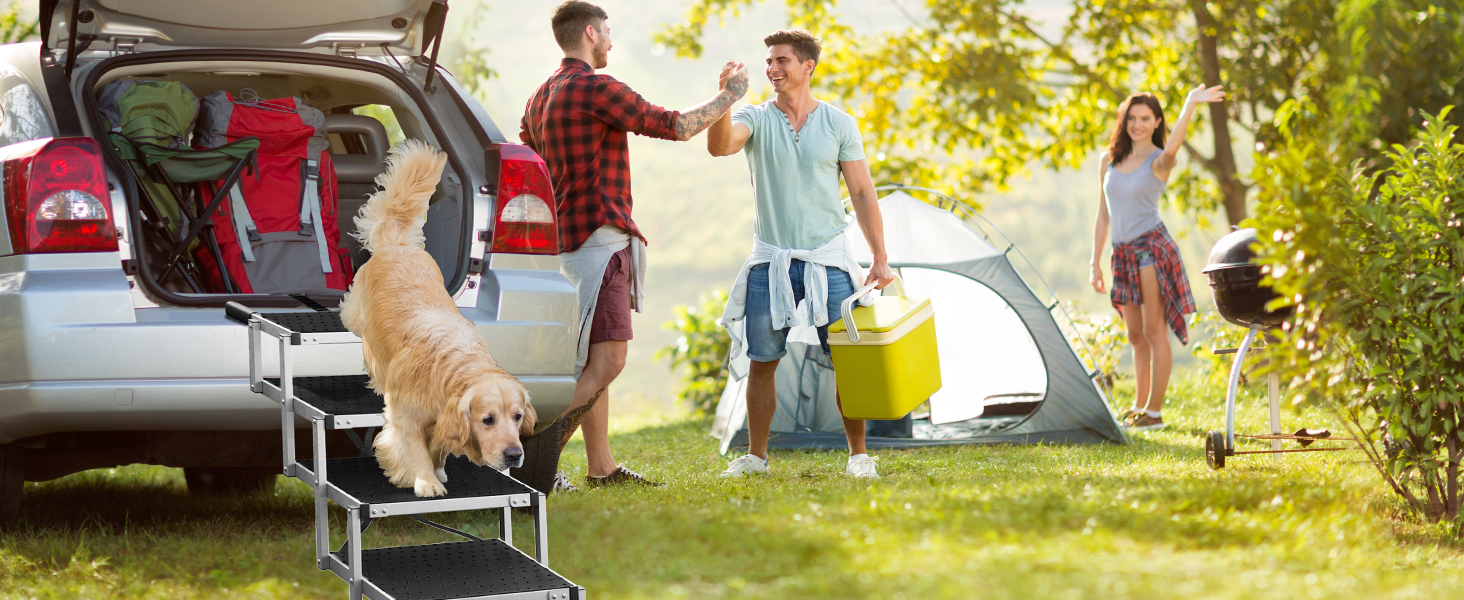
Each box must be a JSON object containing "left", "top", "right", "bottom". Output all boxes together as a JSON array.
[
  {"left": 551, "top": 1, "right": 607, "bottom": 51},
  {"left": 764, "top": 29, "right": 821, "bottom": 65}
]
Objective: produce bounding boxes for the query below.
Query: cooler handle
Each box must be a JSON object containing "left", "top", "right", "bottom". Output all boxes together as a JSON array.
[{"left": 839, "top": 275, "right": 905, "bottom": 344}]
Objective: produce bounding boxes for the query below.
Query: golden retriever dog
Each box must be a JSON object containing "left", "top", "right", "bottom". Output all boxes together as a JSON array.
[{"left": 341, "top": 140, "right": 536, "bottom": 497}]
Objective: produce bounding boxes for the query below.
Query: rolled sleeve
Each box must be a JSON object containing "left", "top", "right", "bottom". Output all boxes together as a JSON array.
[
  {"left": 731, "top": 105, "right": 757, "bottom": 138},
  {"left": 594, "top": 78, "right": 680, "bottom": 141}
]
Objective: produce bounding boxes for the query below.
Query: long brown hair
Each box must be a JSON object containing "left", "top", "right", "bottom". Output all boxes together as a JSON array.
[{"left": 1107, "top": 93, "right": 1167, "bottom": 166}]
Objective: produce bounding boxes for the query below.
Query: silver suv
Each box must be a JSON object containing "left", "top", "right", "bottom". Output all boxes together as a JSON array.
[{"left": 0, "top": 1, "right": 577, "bottom": 527}]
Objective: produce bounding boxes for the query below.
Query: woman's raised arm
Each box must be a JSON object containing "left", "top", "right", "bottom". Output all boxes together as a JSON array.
[{"left": 1156, "top": 84, "right": 1225, "bottom": 176}]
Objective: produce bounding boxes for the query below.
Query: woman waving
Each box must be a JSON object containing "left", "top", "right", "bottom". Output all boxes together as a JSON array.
[{"left": 1090, "top": 84, "right": 1224, "bottom": 431}]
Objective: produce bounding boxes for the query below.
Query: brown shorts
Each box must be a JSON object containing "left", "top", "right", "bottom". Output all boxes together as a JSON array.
[{"left": 588, "top": 246, "right": 633, "bottom": 344}]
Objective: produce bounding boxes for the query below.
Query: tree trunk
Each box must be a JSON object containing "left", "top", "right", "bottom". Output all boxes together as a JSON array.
[
  {"left": 1447, "top": 434, "right": 1460, "bottom": 523},
  {"left": 1189, "top": 0, "right": 1247, "bottom": 226}
]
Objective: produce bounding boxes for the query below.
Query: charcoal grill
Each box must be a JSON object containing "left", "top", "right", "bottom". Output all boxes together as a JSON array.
[{"left": 1198, "top": 229, "right": 1356, "bottom": 469}]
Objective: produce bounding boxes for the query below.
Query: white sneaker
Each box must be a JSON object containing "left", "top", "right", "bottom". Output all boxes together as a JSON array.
[
  {"left": 551, "top": 471, "right": 578, "bottom": 493},
  {"left": 719, "top": 454, "right": 769, "bottom": 477},
  {"left": 846, "top": 454, "right": 880, "bottom": 478}
]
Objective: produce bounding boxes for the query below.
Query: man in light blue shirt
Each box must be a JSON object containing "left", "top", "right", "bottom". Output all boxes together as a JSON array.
[{"left": 708, "top": 29, "right": 895, "bottom": 479}]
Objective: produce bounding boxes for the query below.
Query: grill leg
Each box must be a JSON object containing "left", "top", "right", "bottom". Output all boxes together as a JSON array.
[
  {"left": 1268, "top": 365, "right": 1283, "bottom": 459},
  {"left": 1225, "top": 326, "right": 1261, "bottom": 453}
]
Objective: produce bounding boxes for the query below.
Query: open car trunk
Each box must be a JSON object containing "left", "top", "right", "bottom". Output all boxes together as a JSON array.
[{"left": 79, "top": 50, "right": 476, "bottom": 307}]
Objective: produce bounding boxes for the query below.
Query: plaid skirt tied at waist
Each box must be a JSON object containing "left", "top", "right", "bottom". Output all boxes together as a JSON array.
[{"left": 1110, "top": 223, "right": 1197, "bottom": 344}]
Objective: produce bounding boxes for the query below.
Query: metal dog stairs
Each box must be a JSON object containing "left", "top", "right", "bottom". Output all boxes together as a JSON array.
[{"left": 225, "top": 302, "right": 584, "bottom": 600}]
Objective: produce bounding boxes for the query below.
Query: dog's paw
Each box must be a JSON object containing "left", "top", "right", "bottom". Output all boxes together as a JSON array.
[
  {"left": 435, "top": 466, "right": 449, "bottom": 483},
  {"left": 414, "top": 477, "right": 447, "bottom": 497}
]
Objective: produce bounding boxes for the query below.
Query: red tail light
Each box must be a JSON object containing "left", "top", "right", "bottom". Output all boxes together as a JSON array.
[
  {"left": 1, "top": 137, "right": 117, "bottom": 254},
  {"left": 490, "top": 144, "right": 559, "bottom": 255}
]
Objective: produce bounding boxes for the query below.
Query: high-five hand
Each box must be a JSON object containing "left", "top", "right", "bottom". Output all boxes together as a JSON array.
[
  {"left": 1185, "top": 84, "right": 1226, "bottom": 106},
  {"left": 721, "top": 61, "right": 749, "bottom": 100},
  {"left": 674, "top": 61, "right": 749, "bottom": 141},
  {"left": 718, "top": 60, "right": 737, "bottom": 89}
]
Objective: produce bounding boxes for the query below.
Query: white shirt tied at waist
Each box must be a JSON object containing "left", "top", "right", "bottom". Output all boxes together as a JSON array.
[
  {"left": 559, "top": 226, "right": 646, "bottom": 377},
  {"left": 719, "top": 235, "right": 873, "bottom": 380}
]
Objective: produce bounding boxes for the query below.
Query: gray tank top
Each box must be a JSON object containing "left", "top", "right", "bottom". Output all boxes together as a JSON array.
[{"left": 1103, "top": 149, "right": 1166, "bottom": 244}]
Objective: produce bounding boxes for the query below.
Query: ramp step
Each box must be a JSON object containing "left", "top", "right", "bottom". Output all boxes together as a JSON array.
[
  {"left": 267, "top": 375, "right": 384, "bottom": 417},
  {"left": 300, "top": 455, "right": 532, "bottom": 507},
  {"left": 334, "top": 539, "right": 573, "bottom": 600},
  {"left": 257, "top": 310, "right": 348, "bottom": 333}
]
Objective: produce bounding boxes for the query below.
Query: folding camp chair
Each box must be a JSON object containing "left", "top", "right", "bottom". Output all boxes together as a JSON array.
[
  {"left": 111, "top": 134, "right": 258, "bottom": 293},
  {"left": 102, "top": 80, "right": 258, "bottom": 294}
]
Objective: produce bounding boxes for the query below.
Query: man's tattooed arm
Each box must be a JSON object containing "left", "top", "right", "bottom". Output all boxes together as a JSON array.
[{"left": 673, "top": 61, "right": 749, "bottom": 141}]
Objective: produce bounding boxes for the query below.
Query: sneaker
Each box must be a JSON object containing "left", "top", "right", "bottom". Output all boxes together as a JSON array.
[
  {"left": 551, "top": 471, "right": 578, "bottom": 493},
  {"left": 846, "top": 454, "right": 880, "bottom": 478},
  {"left": 1125, "top": 414, "right": 1166, "bottom": 431},
  {"left": 585, "top": 465, "right": 664, "bottom": 488},
  {"left": 719, "top": 453, "right": 769, "bottom": 477}
]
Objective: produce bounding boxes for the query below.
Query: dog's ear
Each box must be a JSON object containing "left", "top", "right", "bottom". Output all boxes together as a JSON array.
[
  {"left": 518, "top": 383, "right": 535, "bottom": 436},
  {"left": 517, "top": 383, "right": 537, "bottom": 437},
  {"left": 433, "top": 391, "right": 473, "bottom": 448}
]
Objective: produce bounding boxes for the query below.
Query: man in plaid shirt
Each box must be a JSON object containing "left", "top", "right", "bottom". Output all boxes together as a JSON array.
[{"left": 520, "top": 1, "right": 748, "bottom": 490}]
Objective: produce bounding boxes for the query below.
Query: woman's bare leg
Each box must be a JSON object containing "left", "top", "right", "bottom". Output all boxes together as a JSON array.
[
  {"left": 1137, "top": 265, "right": 1171, "bottom": 412},
  {"left": 1118, "top": 302, "right": 1150, "bottom": 412}
]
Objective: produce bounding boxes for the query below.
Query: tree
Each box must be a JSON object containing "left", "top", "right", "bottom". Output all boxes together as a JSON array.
[{"left": 655, "top": 0, "right": 1335, "bottom": 226}]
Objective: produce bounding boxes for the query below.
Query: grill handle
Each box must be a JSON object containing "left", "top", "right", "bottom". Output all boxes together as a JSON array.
[{"left": 839, "top": 276, "right": 906, "bottom": 344}]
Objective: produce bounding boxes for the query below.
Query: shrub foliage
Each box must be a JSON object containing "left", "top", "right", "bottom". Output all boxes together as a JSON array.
[{"left": 1251, "top": 107, "right": 1463, "bottom": 528}]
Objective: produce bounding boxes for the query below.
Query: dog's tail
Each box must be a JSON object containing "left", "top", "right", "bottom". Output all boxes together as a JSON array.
[{"left": 353, "top": 140, "right": 448, "bottom": 253}]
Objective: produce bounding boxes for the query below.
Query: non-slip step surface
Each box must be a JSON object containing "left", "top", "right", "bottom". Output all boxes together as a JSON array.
[
  {"left": 267, "top": 375, "right": 383, "bottom": 416},
  {"left": 258, "top": 311, "right": 348, "bottom": 333},
  {"left": 300, "top": 455, "right": 532, "bottom": 505},
  {"left": 334, "top": 539, "right": 572, "bottom": 600}
]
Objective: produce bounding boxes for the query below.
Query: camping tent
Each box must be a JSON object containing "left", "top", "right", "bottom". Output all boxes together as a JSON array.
[{"left": 711, "top": 187, "right": 1127, "bottom": 452}]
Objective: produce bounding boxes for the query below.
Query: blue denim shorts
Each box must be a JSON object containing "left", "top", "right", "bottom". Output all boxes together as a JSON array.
[
  {"left": 745, "top": 260, "right": 857, "bottom": 362},
  {"left": 1136, "top": 248, "right": 1156, "bottom": 268}
]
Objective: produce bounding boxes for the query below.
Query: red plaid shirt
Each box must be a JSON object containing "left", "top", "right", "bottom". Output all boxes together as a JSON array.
[
  {"left": 520, "top": 58, "right": 680, "bottom": 252},
  {"left": 1111, "top": 223, "right": 1198, "bottom": 344}
]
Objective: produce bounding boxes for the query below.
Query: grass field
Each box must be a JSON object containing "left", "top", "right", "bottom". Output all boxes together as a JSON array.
[{"left": 4, "top": 371, "right": 1463, "bottom": 599}]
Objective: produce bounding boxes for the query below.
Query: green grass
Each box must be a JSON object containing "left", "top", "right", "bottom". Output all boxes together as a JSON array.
[{"left": 3, "top": 371, "right": 1462, "bottom": 599}]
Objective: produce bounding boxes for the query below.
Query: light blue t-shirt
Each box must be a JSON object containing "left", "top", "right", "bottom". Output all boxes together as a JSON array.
[{"left": 732, "top": 100, "right": 866, "bottom": 250}]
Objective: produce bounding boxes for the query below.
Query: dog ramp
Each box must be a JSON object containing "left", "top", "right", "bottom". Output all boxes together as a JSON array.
[{"left": 226, "top": 302, "right": 584, "bottom": 600}]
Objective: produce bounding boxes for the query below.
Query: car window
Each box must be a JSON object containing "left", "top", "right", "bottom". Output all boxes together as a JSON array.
[
  {"left": 351, "top": 104, "right": 406, "bottom": 145},
  {"left": 0, "top": 63, "right": 53, "bottom": 148}
]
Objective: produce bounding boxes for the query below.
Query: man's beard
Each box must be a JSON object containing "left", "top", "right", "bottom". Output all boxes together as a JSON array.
[{"left": 592, "top": 40, "right": 609, "bottom": 69}]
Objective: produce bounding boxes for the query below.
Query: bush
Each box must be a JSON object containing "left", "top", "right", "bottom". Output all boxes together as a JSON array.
[
  {"left": 1065, "top": 303, "right": 1129, "bottom": 388},
  {"left": 656, "top": 289, "right": 731, "bottom": 417},
  {"left": 1251, "top": 106, "right": 1463, "bottom": 530}
]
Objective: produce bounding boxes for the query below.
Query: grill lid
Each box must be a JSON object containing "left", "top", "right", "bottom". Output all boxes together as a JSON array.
[{"left": 1202, "top": 228, "right": 1262, "bottom": 274}]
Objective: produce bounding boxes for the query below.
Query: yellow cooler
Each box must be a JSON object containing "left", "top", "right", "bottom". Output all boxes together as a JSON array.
[{"left": 827, "top": 278, "right": 941, "bottom": 420}]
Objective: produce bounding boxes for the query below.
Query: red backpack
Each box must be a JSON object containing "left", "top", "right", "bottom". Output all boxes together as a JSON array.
[{"left": 194, "top": 91, "right": 354, "bottom": 295}]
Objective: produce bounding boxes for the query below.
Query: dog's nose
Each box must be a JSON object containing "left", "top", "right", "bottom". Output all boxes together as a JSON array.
[{"left": 503, "top": 446, "right": 524, "bottom": 467}]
